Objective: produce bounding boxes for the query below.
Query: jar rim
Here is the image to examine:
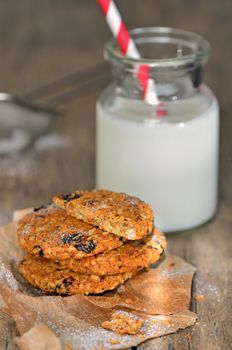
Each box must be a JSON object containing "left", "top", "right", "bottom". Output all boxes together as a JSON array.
[{"left": 104, "top": 27, "right": 210, "bottom": 69}]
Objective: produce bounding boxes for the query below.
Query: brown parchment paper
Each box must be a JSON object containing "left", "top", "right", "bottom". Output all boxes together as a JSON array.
[
  {"left": 14, "top": 324, "right": 63, "bottom": 350},
  {"left": 0, "top": 209, "right": 197, "bottom": 350}
]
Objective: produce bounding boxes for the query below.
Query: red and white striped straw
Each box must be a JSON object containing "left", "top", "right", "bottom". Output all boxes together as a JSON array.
[{"left": 98, "top": 0, "right": 166, "bottom": 116}]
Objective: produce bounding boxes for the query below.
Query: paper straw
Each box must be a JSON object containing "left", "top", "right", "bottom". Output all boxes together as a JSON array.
[{"left": 98, "top": 0, "right": 167, "bottom": 116}]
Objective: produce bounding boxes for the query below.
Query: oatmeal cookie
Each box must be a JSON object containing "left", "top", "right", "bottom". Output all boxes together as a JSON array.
[
  {"left": 17, "top": 206, "right": 123, "bottom": 260},
  {"left": 19, "top": 257, "right": 133, "bottom": 295},
  {"left": 30, "top": 228, "right": 166, "bottom": 276},
  {"left": 53, "top": 189, "right": 154, "bottom": 240}
]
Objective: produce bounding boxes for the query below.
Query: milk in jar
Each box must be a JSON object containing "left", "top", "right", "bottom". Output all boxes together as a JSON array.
[{"left": 96, "top": 28, "right": 219, "bottom": 232}]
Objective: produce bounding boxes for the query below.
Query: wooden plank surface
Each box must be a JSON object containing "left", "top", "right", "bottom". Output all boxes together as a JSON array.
[{"left": 0, "top": 1, "right": 231, "bottom": 349}]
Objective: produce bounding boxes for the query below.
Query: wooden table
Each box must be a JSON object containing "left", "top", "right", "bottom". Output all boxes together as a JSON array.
[{"left": 0, "top": 1, "right": 231, "bottom": 349}]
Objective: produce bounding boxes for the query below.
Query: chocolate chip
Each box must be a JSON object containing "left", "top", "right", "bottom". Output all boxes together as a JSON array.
[
  {"left": 34, "top": 245, "right": 44, "bottom": 257},
  {"left": 55, "top": 284, "right": 61, "bottom": 290},
  {"left": 75, "top": 239, "right": 96, "bottom": 254},
  {"left": 61, "top": 192, "right": 81, "bottom": 203},
  {"left": 61, "top": 233, "right": 81, "bottom": 244}
]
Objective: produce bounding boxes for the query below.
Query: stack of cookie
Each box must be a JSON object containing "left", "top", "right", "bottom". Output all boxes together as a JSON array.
[{"left": 17, "top": 190, "right": 166, "bottom": 295}]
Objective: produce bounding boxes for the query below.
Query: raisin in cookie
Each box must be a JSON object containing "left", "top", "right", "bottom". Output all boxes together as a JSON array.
[
  {"left": 17, "top": 206, "right": 123, "bottom": 260},
  {"left": 30, "top": 228, "right": 166, "bottom": 276}
]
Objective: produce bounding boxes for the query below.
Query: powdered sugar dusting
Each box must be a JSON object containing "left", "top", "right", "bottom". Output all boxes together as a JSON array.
[
  {"left": 34, "top": 134, "right": 70, "bottom": 151},
  {"left": 0, "top": 129, "right": 31, "bottom": 155},
  {"left": 159, "top": 256, "right": 196, "bottom": 279},
  {"left": 0, "top": 218, "right": 196, "bottom": 349},
  {"left": 195, "top": 271, "right": 222, "bottom": 303},
  {"left": 0, "top": 153, "right": 36, "bottom": 179},
  {"left": 0, "top": 260, "right": 18, "bottom": 291},
  {"left": 57, "top": 324, "right": 134, "bottom": 350}
]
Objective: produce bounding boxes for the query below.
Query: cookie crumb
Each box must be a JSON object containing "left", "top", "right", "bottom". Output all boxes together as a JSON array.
[
  {"left": 110, "top": 339, "right": 120, "bottom": 345},
  {"left": 195, "top": 294, "right": 205, "bottom": 302},
  {"left": 102, "top": 311, "right": 143, "bottom": 335}
]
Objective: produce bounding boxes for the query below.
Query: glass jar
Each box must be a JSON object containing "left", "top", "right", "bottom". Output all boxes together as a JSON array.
[{"left": 96, "top": 27, "right": 219, "bottom": 232}]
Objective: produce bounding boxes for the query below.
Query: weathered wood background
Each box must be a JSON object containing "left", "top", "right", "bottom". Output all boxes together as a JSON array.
[{"left": 0, "top": 1, "right": 231, "bottom": 349}]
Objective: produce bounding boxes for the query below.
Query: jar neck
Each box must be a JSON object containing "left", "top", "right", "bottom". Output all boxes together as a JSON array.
[
  {"left": 111, "top": 64, "right": 202, "bottom": 101},
  {"left": 105, "top": 27, "right": 210, "bottom": 102}
]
